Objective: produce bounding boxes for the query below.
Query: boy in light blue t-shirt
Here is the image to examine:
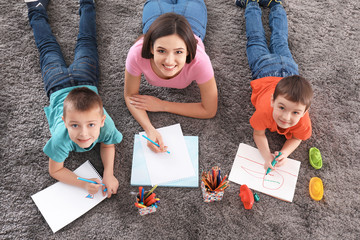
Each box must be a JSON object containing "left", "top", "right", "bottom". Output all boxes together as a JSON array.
[{"left": 26, "top": 0, "right": 122, "bottom": 197}]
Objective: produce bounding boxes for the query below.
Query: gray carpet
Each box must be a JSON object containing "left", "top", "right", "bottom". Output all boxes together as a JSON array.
[{"left": 1, "top": 0, "right": 359, "bottom": 239}]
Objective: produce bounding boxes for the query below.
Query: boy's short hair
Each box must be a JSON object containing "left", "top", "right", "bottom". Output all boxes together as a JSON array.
[
  {"left": 274, "top": 75, "right": 313, "bottom": 111},
  {"left": 141, "top": 12, "right": 197, "bottom": 64},
  {"left": 63, "top": 87, "right": 104, "bottom": 118}
]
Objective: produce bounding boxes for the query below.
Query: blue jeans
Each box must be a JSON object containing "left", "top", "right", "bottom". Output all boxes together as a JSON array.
[
  {"left": 28, "top": 0, "right": 99, "bottom": 97},
  {"left": 245, "top": 3, "right": 299, "bottom": 79},
  {"left": 142, "top": 0, "right": 207, "bottom": 41}
]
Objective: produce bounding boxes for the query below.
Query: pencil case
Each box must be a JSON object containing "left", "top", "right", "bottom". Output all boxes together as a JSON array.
[
  {"left": 135, "top": 192, "right": 158, "bottom": 216},
  {"left": 138, "top": 204, "right": 157, "bottom": 216},
  {"left": 201, "top": 182, "right": 224, "bottom": 202}
]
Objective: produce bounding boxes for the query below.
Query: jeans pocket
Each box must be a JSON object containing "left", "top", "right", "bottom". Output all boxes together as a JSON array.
[
  {"left": 42, "top": 64, "right": 65, "bottom": 88},
  {"left": 42, "top": 63, "right": 63, "bottom": 79},
  {"left": 72, "top": 57, "right": 98, "bottom": 81}
]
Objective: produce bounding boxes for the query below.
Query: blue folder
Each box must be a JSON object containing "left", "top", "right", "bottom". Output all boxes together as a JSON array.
[{"left": 130, "top": 135, "right": 199, "bottom": 187}]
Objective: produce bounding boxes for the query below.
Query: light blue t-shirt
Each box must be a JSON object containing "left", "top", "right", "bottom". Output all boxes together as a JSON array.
[{"left": 43, "top": 85, "right": 123, "bottom": 162}]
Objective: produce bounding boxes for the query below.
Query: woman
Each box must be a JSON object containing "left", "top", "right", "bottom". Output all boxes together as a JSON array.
[{"left": 124, "top": 0, "right": 218, "bottom": 152}]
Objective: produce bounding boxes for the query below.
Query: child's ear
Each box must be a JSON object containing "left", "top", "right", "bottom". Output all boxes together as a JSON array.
[
  {"left": 100, "top": 114, "right": 106, "bottom": 127},
  {"left": 62, "top": 116, "right": 68, "bottom": 128},
  {"left": 302, "top": 108, "right": 309, "bottom": 117},
  {"left": 270, "top": 94, "right": 274, "bottom": 107}
]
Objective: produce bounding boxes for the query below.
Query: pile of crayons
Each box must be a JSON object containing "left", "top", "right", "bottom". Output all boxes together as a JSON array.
[
  {"left": 201, "top": 166, "right": 229, "bottom": 192},
  {"left": 135, "top": 185, "right": 160, "bottom": 209}
]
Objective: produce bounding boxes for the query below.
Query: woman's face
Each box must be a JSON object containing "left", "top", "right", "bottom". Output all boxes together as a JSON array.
[{"left": 151, "top": 34, "right": 188, "bottom": 79}]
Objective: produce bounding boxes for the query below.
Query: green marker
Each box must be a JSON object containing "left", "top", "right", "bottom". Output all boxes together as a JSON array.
[{"left": 265, "top": 152, "right": 282, "bottom": 175}]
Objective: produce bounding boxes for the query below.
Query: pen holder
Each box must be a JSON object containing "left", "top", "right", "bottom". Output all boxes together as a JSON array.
[
  {"left": 135, "top": 192, "right": 158, "bottom": 216},
  {"left": 201, "top": 182, "right": 224, "bottom": 203},
  {"left": 138, "top": 204, "right": 157, "bottom": 216}
]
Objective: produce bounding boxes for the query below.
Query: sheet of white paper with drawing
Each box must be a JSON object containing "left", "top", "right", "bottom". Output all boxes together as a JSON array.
[
  {"left": 139, "top": 123, "right": 195, "bottom": 186},
  {"left": 31, "top": 160, "right": 106, "bottom": 233},
  {"left": 229, "top": 143, "right": 301, "bottom": 202}
]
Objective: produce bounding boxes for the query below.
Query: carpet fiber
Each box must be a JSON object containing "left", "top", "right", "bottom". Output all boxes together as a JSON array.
[{"left": 1, "top": 0, "right": 359, "bottom": 239}]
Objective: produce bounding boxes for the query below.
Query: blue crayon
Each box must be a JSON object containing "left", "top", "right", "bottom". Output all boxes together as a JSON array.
[
  {"left": 142, "top": 135, "right": 170, "bottom": 154},
  {"left": 77, "top": 177, "right": 107, "bottom": 192}
]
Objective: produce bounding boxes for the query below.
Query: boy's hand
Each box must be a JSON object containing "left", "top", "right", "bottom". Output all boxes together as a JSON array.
[
  {"left": 273, "top": 151, "right": 288, "bottom": 167},
  {"left": 264, "top": 151, "right": 289, "bottom": 171},
  {"left": 145, "top": 129, "right": 168, "bottom": 153},
  {"left": 102, "top": 175, "right": 119, "bottom": 198},
  {"left": 264, "top": 159, "right": 274, "bottom": 171},
  {"left": 85, "top": 178, "right": 103, "bottom": 195},
  {"left": 262, "top": 152, "right": 276, "bottom": 170}
]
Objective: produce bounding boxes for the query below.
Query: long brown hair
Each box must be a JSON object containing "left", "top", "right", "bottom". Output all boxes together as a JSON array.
[{"left": 141, "top": 12, "right": 197, "bottom": 64}]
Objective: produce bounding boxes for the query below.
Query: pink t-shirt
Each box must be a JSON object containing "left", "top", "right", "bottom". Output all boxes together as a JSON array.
[{"left": 125, "top": 35, "right": 214, "bottom": 88}]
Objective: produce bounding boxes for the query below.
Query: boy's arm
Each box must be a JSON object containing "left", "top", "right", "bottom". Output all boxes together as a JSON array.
[
  {"left": 276, "top": 137, "right": 302, "bottom": 167},
  {"left": 253, "top": 129, "right": 275, "bottom": 170},
  {"left": 48, "top": 158, "right": 102, "bottom": 194},
  {"left": 100, "top": 143, "right": 119, "bottom": 198}
]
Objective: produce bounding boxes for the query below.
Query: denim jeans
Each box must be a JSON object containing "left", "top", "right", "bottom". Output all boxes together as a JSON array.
[
  {"left": 28, "top": 0, "right": 99, "bottom": 97},
  {"left": 142, "top": 0, "right": 208, "bottom": 41},
  {"left": 245, "top": 2, "right": 299, "bottom": 79}
]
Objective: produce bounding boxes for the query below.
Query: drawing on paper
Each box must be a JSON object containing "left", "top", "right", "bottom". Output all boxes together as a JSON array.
[
  {"left": 229, "top": 143, "right": 301, "bottom": 202},
  {"left": 85, "top": 194, "right": 94, "bottom": 199},
  {"left": 237, "top": 155, "right": 298, "bottom": 190}
]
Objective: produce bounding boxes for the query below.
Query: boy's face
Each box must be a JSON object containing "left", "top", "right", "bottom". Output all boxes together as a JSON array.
[
  {"left": 62, "top": 106, "right": 106, "bottom": 148},
  {"left": 271, "top": 95, "right": 307, "bottom": 129}
]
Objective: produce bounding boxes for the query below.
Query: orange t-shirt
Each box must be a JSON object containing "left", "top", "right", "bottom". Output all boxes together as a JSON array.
[{"left": 249, "top": 76, "right": 312, "bottom": 140}]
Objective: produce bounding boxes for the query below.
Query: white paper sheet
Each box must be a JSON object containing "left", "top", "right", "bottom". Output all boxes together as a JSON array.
[
  {"left": 139, "top": 123, "right": 195, "bottom": 185},
  {"left": 229, "top": 143, "right": 301, "bottom": 202},
  {"left": 31, "top": 160, "right": 106, "bottom": 233}
]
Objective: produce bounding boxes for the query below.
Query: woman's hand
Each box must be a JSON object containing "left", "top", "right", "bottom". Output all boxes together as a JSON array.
[
  {"left": 129, "top": 95, "right": 164, "bottom": 112},
  {"left": 145, "top": 129, "right": 168, "bottom": 153}
]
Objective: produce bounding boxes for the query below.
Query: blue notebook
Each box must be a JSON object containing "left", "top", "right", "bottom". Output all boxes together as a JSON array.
[{"left": 130, "top": 135, "right": 199, "bottom": 187}]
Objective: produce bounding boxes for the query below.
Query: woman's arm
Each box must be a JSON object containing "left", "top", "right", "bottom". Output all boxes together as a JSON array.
[
  {"left": 124, "top": 69, "right": 167, "bottom": 152},
  {"left": 129, "top": 77, "right": 218, "bottom": 119}
]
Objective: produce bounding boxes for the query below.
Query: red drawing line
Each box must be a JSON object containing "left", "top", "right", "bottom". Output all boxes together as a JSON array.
[
  {"left": 237, "top": 155, "right": 298, "bottom": 177},
  {"left": 241, "top": 166, "right": 284, "bottom": 190},
  {"left": 237, "top": 155, "right": 263, "bottom": 166},
  {"left": 237, "top": 155, "right": 297, "bottom": 190}
]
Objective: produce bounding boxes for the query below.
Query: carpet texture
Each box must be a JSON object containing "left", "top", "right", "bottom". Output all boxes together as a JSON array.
[{"left": 1, "top": 0, "right": 359, "bottom": 239}]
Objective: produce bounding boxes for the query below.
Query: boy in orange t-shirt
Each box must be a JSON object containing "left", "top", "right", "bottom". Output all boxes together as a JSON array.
[{"left": 236, "top": 0, "right": 314, "bottom": 170}]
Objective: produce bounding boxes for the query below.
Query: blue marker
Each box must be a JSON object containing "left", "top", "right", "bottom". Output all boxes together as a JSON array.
[
  {"left": 142, "top": 135, "right": 170, "bottom": 154},
  {"left": 265, "top": 152, "right": 282, "bottom": 175},
  {"left": 217, "top": 170, "right": 221, "bottom": 188},
  {"left": 77, "top": 177, "right": 107, "bottom": 192},
  {"left": 140, "top": 188, "right": 145, "bottom": 203}
]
